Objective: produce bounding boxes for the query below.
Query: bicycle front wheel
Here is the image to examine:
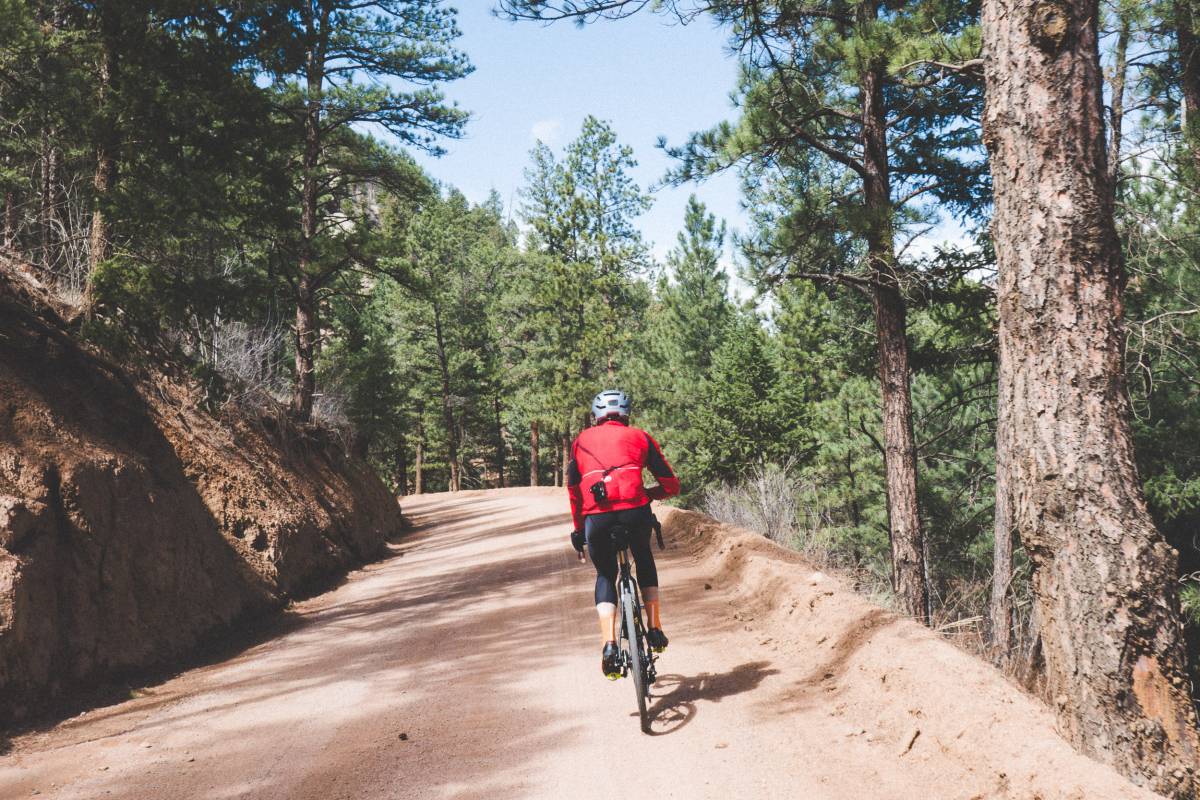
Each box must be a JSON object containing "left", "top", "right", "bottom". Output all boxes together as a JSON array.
[{"left": 622, "top": 587, "right": 649, "bottom": 733}]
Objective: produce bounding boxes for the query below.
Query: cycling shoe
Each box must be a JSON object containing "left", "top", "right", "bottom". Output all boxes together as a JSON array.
[{"left": 602, "top": 641, "right": 622, "bottom": 680}]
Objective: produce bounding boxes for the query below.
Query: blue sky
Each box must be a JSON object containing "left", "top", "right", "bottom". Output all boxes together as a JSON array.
[{"left": 407, "top": 4, "right": 749, "bottom": 262}]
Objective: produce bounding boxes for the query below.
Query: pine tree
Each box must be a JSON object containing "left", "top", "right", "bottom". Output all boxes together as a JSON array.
[
  {"left": 380, "top": 189, "right": 514, "bottom": 491},
  {"left": 251, "top": 0, "right": 472, "bottom": 420},
  {"left": 692, "top": 312, "right": 805, "bottom": 485},
  {"left": 515, "top": 116, "right": 652, "bottom": 443},
  {"left": 659, "top": 195, "right": 731, "bottom": 376},
  {"left": 631, "top": 195, "right": 732, "bottom": 486},
  {"left": 983, "top": 0, "right": 1200, "bottom": 789}
]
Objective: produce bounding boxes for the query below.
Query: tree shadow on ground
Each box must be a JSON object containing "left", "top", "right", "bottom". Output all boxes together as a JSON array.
[
  {"left": 4, "top": 607, "right": 310, "bottom": 742},
  {"left": 644, "top": 660, "right": 780, "bottom": 736}
]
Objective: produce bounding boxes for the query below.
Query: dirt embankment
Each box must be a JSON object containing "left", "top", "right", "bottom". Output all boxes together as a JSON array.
[
  {"left": 660, "top": 505, "right": 1165, "bottom": 800},
  {"left": 0, "top": 264, "right": 400, "bottom": 725}
]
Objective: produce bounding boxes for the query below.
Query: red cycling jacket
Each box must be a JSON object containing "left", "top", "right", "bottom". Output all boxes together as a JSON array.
[{"left": 566, "top": 419, "right": 680, "bottom": 531}]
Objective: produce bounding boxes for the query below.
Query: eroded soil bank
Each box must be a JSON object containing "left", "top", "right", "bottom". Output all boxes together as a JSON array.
[{"left": 0, "top": 264, "right": 400, "bottom": 724}]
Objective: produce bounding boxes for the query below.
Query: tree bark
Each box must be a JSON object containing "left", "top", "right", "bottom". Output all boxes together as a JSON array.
[
  {"left": 292, "top": 275, "right": 318, "bottom": 421},
  {"left": 990, "top": 409, "right": 1014, "bottom": 655},
  {"left": 414, "top": 416, "right": 424, "bottom": 496},
  {"left": 88, "top": 148, "right": 114, "bottom": 277},
  {"left": 561, "top": 430, "right": 570, "bottom": 489},
  {"left": 553, "top": 433, "right": 563, "bottom": 487},
  {"left": 290, "top": 10, "right": 328, "bottom": 420},
  {"left": 432, "top": 305, "right": 460, "bottom": 492},
  {"left": 395, "top": 432, "right": 408, "bottom": 497},
  {"left": 34, "top": 5, "right": 57, "bottom": 276},
  {"left": 494, "top": 396, "right": 506, "bottom": 488},
  {"left": 859, "top": 29, "right": 930, "bottom": 622},
  {"left": 872, "top": 283, "right": 928, "bottom": 621},
  {"left": 3, "top": 191, "right": 15, "bottom": 254},
  {"left": 86, "top": 5, "right": 120, "bottom": 308},
  {"left": 38, "top": 131, "right": 56, "bottom": 276},
  {"left": 982, "top": 0, "right": 1200, "bottom": 793},
  {"left": 1106, "top": 8, "right": 1130, "bottom": 187},
  {"left": 1178, "top": 2, "right": 1200, "bottom": 177},
  {"left": 530, "top": 419, "right": 540, "bottom": 486}
]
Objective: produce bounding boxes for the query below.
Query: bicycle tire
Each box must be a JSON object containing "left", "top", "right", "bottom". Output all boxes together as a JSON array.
[{"left": 622, "top": 584, "right": 649, "bottom": 733}]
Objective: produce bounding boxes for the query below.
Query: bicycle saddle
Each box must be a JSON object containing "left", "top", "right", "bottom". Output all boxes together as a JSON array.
[{"left": 608, "top": 524, "right": 633, "bottom": 549}]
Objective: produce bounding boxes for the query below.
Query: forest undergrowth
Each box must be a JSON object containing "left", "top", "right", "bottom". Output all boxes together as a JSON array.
[{"left": 701, "top": 461, "right": 1045, "bottom": 692}]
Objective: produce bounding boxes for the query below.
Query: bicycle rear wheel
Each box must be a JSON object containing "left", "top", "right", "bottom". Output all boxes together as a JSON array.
[{"left": 622, "top": 586, "right": 649, "bottom": 733}]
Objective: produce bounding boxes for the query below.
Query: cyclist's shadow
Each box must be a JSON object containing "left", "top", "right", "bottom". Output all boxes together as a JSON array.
[{"left": 641, "top": 660, "right": 779, "bottom": 736}]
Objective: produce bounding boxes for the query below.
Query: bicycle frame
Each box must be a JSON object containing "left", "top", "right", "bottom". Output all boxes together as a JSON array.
[{"left": 613, "top": 528, "right": 657, "bottom": 689}]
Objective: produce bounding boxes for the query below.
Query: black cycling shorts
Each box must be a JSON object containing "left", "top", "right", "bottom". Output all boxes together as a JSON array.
[{"left": 584, "top": 504, "right": 658, "bottom": 606}]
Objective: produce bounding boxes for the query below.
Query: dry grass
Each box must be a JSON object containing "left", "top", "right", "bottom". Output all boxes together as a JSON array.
[
  {"left": 699, "top": 462, "right": 1044, "bottom": 692},
  {"left": 701, "top": 462, "right": 894, "bottom": 606},
  {"left": 192, "top": 318, "right": 292, "bottom": 412}
]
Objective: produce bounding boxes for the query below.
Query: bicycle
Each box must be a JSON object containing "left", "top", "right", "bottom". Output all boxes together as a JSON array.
[{"left": 610, "top": 515, "right": 665, "bottom": 734}]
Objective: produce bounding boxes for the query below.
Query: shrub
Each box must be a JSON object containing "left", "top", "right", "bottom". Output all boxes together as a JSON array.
[{"left": 1182, "top": 582, "right": 1200, "bottom": 627}]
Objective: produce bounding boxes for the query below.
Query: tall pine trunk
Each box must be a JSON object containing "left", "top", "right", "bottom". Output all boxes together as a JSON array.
[
  {"left": 530, "top": 420, "right": 540, "bottom": 486},
  {"left": 86, "top": 9, "right": 119, "bottom": 310},
  {"left": 292, "top": 275, "right": 318, "bottom": 421},
  {"left": 494, "top": 396, "right": 506, "bottom": 488},
  {"left": 1178, "top": 4, "right": 1200, "bottom": 177},
  {"left": 414, "top": 416, "right": 424, "bottom": 495},
  {"left": 34, "top": 5, "right": 57, "bottom": 275},
  {"left": 860, "top": 41, "right": 929, "bottom": 622},
  {"left": 85, "top": 74, "right": 116, "bottom": 309},
  {"left": 1106, "top": 10, "right": 1130, "bottom": 186},
  {"left": 553, "top": 433, "right": 563, "bottom": 487},
  {"left": 88, "top": 146, "right": 114, "bottom": 277},
  {"left": 395, "top": 432, "right": 408, "bottom": 497},
  {"left": 990, "top": 409, "right": 1014, "bottom": 655},
  {"left": 38, "top": 133, "right": 57, "bottom": 276},
  {"left": 3, "top": 190, "right": 15, "bottom": 254},
  {"left": 982, "top": 0, "right": 1200, "bottom": 793},
  {"left": 871, "top": 282, "right": 927, "bottom": 621},
  {"left": 560, "top": 430, "right": 570, "bottom": 487},
  {"left": 291, "top": 58, "right": 323, "bottom": 421},
  {"left": 432, "top": 306, "right": 460, "bottom": 492}
]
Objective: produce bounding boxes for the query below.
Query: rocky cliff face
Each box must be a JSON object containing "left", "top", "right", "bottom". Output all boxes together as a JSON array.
[{"left": 0, "top": 265, "right": 399, "bottom": 724}]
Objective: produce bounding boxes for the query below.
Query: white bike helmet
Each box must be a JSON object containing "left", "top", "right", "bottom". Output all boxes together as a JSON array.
[{"left": 591, "top": 389, "right": 631, "bottom": 422}]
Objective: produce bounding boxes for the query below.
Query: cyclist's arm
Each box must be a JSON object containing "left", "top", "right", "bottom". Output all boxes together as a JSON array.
[
  {"left": 644, "top": 433, "right": 680, "bottom": 500},
  {"left": 566, "top": 454, "right": 585, "bottom": 531}
]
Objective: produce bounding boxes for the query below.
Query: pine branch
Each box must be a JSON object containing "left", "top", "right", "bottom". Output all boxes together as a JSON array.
[
  {"left": 857, "top": 417, "right": 886, "bottom": 457},
  {"left": 789, "top": 271, "right": 878, "bottom": 296},
  {"left": 894, "top": 58, "right": 985, "bottom": 76}
]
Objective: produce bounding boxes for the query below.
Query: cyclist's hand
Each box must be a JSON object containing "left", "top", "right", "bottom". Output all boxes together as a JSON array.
[{"left": 570, "top": 529, "right": 586, "bottom": 561}]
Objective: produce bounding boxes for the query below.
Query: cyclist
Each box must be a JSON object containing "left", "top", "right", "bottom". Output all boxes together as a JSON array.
[{"left": 567, "top": 389, "right": 680, "bottom": 679}]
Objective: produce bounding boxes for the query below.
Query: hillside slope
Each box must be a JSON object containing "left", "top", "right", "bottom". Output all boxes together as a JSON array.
[{"left": 0, "top": 264, "right": 400, "bottom": 724}]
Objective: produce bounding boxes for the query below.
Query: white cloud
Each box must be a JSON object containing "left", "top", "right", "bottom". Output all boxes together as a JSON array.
[{"left": 530, "top": 118, "right": 563, "bottom": 144}]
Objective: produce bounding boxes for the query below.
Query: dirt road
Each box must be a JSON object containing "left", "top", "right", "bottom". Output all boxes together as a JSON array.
[{"left": 0, "top": 488, "right": 1162, "bottom": 799}]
